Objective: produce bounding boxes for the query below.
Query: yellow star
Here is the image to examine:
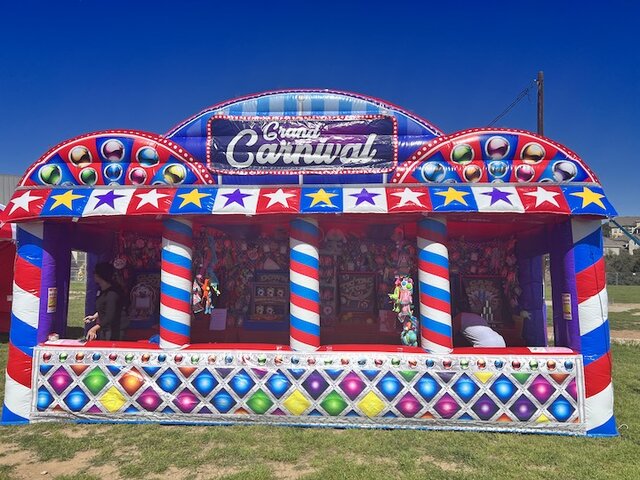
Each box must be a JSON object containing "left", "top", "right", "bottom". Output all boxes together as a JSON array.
[
  {"left": 177, "top": 188, "right": 210, "bottom": 208},
  {"left": 50, "top": 190, "right": 84, "bottom": 210},
  {"left": 435, "top": 187, "right": 469, "bottom": 206},
  {"left": 305, "top": 188, "right": 337, "bottom": 207},
  {"left": 570, "top": 187, "right": 605, "bottom": 209}
]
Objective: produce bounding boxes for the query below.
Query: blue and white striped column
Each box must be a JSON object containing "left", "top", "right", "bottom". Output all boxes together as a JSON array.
[
  {"left": 289, "top": 218, "right": 321, "bottom": 351},
  {"left": 160, "top": 218, "right": 193, "bottom": 349}
]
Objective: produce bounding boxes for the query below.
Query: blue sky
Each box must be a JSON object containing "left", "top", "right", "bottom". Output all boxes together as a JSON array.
[{"left": 0, "top": 0, "right": 638, "bottom": 213}]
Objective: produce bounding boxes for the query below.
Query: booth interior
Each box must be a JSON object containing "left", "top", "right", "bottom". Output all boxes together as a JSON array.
[{"left": 49, "top": 212, "right": 576, "bottom": 351}]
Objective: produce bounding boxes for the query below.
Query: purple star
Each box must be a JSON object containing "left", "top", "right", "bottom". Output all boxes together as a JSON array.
[
  {"left": 95, "top": 190, "right": 126, "bottom": 209},
  {"left": 482, "top": 187, "right": 512, "bottom": 206},
  {"left": 222, "top": 188, "right": 252, "bottom": 207},
  {"left": 350, "top": 188, "right": 380, "bottom": 206}
]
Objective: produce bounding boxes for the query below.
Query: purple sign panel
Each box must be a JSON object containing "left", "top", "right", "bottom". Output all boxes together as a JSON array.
[{"left": 207, "top": 115, "right": 398, "bottom": 175}]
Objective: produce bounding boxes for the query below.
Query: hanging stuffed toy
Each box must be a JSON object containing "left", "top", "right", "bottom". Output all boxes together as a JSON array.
[{"left": 389, "top": 275, "right": 418, "bottom": 347}]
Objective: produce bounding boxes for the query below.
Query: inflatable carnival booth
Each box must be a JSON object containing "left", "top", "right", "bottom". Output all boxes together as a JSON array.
[
  {"left": 0, "top": 90, "right": 618, "bottom": 436},
  {"left": 0, "top": 204, "right": 16, "bottom": 333}
]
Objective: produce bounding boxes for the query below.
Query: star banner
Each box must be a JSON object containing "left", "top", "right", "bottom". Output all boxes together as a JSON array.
[
  {"left": 472, "top": 186, "right": 524, "bottom": 213},
  {"left": 127, "top": 188, "right": 176, "bottom": 214},
  {"left": 40, "top": 189, "right": 90, "bottom": 217},
  {"left": 169, "top": 187, "right": 216, "bottom": 214},
  {"left": 212, "top": 188, "right": 259, "bottom": 214},
  {"left": 342, "top": 187, "right": 388, "bottom": 213},
  {"left": 4, "top": 190, "right": 47, "bottom": 221},
  {"left": 83, "top": 188, "right": 135, "bottom": 217},
  {"left": 3, "top": 184, "right": 617, "bottom": 219},
  {"left": 385, "top": 187, "right": 431, "bottom": 212},
  {"left": 300, "top": 187, "right": 342, "bottom": 213},
  {"left": 256, "top": 188, "right": 300, "bottom": 214},
  {"left": 517, "top": 186, "right": 569, "bottom": 214},
  {"left": 428, "top": 186, "right": 476, "bottom": 212}
]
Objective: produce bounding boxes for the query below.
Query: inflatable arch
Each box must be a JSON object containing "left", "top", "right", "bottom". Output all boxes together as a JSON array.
[{"left": 0, "top": 90, "right": 617, "bottom": 436}]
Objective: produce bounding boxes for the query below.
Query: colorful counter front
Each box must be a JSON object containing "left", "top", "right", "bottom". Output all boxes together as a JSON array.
[{"left": 32, "top": 343, "right": 585, "bottom": 435}]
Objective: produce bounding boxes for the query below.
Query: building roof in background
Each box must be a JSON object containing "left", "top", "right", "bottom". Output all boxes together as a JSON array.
[
  {"left": 0, "top": 175, "right": 20, "bottom": 205},
  {"left": 604, "top": 237, "right": 628, "bottom": 248},
  {"left": 610, "top": 216, "right": 640, "bottom": 227}
]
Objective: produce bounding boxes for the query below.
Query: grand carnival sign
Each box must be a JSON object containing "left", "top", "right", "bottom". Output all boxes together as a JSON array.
[{"left": 207, "top": 115, "right": 398, "bottom": 175}]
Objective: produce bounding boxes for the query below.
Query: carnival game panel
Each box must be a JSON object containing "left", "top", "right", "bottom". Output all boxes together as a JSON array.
[{"left": 31, "top": 346, "right": 586, "bottom": 434}]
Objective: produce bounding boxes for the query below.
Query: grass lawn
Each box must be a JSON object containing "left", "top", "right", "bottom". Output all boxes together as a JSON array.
[
  {"left": 0, "top": 340, "right": 638, "bottom": 480},
  {"left": 67, "top": 281, "right": 86, "bottom": 329},
  {"left": 606, "top": 285, "right": 640, "bottom": 304},
  {"left": 544, "top": 283, "right": 640, "bottom": 305}
]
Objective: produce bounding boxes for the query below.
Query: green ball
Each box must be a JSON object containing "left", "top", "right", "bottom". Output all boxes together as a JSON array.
[
  {"left": 320, "top": 391, "right": 348, "bottom": 416},
  {"left": 39, "top": 165, "right": 62, "bottom": 185},
  {"left": 246, "top": 389, "right": 273, "bottom": 414},
  {"left": 451, "top": 144, "right": 474, "bottom": 164},
  {"left": 79, "top": 168, "right": 97, "bottom": 186},
  {"left": 125, "top": 353, "right": 134, "bottom": 363},
  {"left": 83, "top": 368, "right": 109, "bottom": 395}
]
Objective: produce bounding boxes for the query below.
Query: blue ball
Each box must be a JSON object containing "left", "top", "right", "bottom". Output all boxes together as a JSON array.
[
  {"left": 267, "top": 372, "right": 291, "bottom": 398},
  {"left": 550, "top": 397, "right": 574, "bottom": 422},
  {"left": 104, "top": 163, "right": 123, "bottom": 181},
  {"left": 229, "top": 371, "right": 254, "bottom": 396},
  {"left": 64, "top": 386, "right": 89, "bottom": 412},
  {"left": 156, "top": 369, "right": 180, "bottom": 393},
  {"left": 454, "top": 375, "right": 479, "bottom": 402},
  {"left": 415, "top": 374, "right": 441, "bottom": 401},
  {"left": 491, "top": 376, "right": 516, "bottom": 402},
  {"left": 192, "top": 370, "right": 218, "bottom": 396},
  {"left": 37, "top": 387, "right": 54, "bottom": 411},
  {"left": 212, "top": 389, "right": 235, "bottom": 413},
  {"left": 377, "top": 373, "right": 402, "bottom": 400}
]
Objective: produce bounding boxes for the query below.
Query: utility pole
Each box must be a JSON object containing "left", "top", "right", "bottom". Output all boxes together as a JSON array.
[{"left": 537, "top": 71, "right": 544, "bottom": 135}]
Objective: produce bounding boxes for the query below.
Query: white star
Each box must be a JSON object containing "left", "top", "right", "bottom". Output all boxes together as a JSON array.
[
  {"left": 9, "top": 191, "right": 43, "bottom": 215},
  {"left": 264, "top": 188, "right": 296, "bottom": 208},
  {"left": 523, "top": 187, "right": 560, "bottom": 207},
  {"left": 390, "top": 187, "right": 426, "bottom": 207},
  {"left": 136, "top": 189, "right": 169, "bottom": 209}
]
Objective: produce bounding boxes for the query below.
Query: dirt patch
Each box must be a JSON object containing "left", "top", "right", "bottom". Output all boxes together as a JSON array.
[
  {"left": 422, "top": 454, "right": 470, "bottom": 473},
  {"left": 608, "top": 303, "right": 640, "bottom": 312},
  {"left": 268, "top": 462, "right": 317, "bottom": 480},
  {"left": 0, "top": 447, "right": 121, "bottom": 480}
]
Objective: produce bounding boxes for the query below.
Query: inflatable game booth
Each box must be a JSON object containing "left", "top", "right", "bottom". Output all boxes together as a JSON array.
[{"left": 0, "top": 90, "right": 618, "bottom": 436}]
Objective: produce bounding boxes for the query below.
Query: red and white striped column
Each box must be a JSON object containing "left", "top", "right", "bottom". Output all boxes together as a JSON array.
[
  {"left": 2, "top": 222, "right": 44, "bottom": 423},
  {"left": 571, "top": 218, "right": 617, "bottom": 436},
  {"left": 289, "top": 218, "right": 321, "bottom": 352},
  {"left": 159, "top": 218, "right": 193, "bottom": 349},
  {"left": 417, "top": 217, "right": 453, "bottom": 353}
]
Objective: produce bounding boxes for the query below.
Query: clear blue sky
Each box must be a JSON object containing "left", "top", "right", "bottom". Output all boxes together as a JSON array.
[{"left": 0, "top": 1, "right": 638, "bottom": 214}]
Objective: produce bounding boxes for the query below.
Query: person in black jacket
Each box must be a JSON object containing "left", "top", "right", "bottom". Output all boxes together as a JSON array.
[{"left": 84, "top": 262, "right": 124, "bottom": 341}]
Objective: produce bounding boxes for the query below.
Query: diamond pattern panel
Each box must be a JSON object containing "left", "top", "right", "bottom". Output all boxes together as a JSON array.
[{"left": 31, "top": 348, "right": 586, "bottom": 433}]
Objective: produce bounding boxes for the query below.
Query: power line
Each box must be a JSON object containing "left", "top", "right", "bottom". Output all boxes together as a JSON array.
[{"left": 488, "top": 79, "right": 537, "bottom": 126}]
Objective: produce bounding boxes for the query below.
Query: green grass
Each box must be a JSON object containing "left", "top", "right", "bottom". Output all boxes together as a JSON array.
[
  {"left": 67, "top": 281, "right": 86, "bottom": 329},
  {"left": 606, "top": 285, "right": 640, "bottom": 304},
  {"left": 545, "top": 283, "right": 640, "bottom": 305},
  {"left": 0, "top": 340, "right": 638, "bottom": 479}
]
